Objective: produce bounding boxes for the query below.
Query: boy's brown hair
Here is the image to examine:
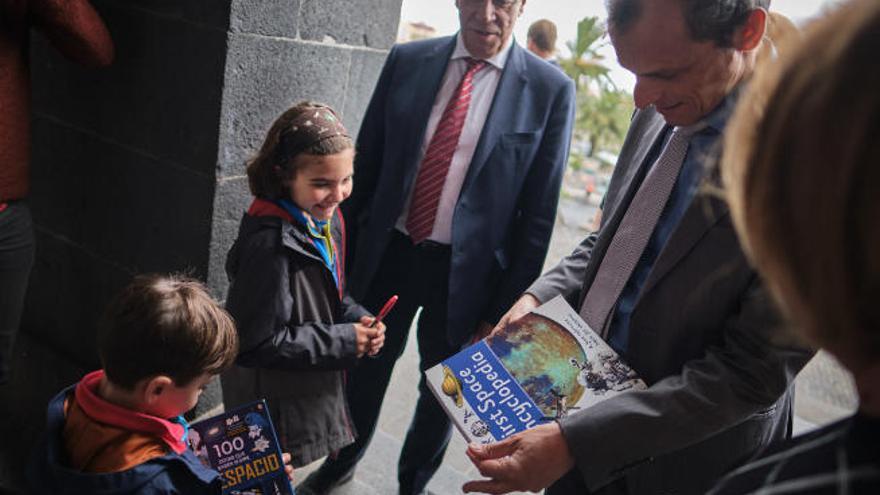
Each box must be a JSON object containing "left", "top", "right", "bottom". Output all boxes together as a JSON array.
[
  {"left": 247, "top": 101, "right": 353, "bottom": 200},
  {"left": 97, "top": 274, "right": 239, "bottom": 389}
]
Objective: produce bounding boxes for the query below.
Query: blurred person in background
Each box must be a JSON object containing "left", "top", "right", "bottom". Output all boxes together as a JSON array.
[{"left": 527, "top": 19, "right": 560, "bottom": 65}]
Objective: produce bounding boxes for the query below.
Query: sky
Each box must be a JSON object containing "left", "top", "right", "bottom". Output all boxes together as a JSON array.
[{"left": 399, "top": 0, "right": 843, "bottom": 91}]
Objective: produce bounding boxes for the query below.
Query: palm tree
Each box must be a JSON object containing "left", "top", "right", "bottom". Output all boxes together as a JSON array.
[
  {"left": 578, "top": 89, "right": 633, "bottom": 162},
  {"left": 558, "top": 16, "right": 633, "bottom": 158},
  {"left": 559, "top": 17, "right": 614, "bottom": 92}
]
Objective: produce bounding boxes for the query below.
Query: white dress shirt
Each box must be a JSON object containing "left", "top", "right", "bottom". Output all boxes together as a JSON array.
[{"left": 396, "top": 33, "right": 514, "bottom": 244}]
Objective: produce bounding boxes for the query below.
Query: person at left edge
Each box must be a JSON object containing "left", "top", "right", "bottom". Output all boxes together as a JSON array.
[
  {"left": 301, "top": 0, "right": 576, "bottom": 493},
  {"left": 0, "top": 0, "right": 114, "bottom": 386}
]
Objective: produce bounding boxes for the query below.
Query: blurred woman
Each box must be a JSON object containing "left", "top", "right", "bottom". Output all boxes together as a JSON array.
[{"left": 711, "top": 0, "right": 880, "bottom": 492}]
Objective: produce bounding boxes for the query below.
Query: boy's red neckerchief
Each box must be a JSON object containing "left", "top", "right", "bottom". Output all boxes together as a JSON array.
[{"left": 74, "top": 370, "right": 188, "bottom": 454}]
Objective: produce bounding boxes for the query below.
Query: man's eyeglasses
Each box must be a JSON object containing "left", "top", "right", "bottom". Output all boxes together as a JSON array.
[{"left": 461, "top": 0, "right": 519, "bottom": 11}]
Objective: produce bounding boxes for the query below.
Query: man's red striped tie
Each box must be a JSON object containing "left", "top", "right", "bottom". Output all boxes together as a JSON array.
[{"left": 406, "top": 58, "right": 487, "bottom": 244}]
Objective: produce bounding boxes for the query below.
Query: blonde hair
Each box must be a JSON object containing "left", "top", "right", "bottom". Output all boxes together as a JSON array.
[
  {"left": 722, "top": 0, "right": 880, "bottom": 363},
  {"left": 756, "top": 12, "right": 801, "bottom": 67}
]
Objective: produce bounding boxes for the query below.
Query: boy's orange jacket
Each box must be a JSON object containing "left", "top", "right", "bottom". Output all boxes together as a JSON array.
[
  {"left": 63, "top": 397, "right": 167, "bottom": 473},
  {"left": 61, "top": 370, "right": 188, "bottom": 473}
]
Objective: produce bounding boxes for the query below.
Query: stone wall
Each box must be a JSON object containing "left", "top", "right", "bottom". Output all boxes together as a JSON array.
[
  {"left": 0, "top": 0, "right": 401, "bottom": 489},
  {"left": 209, "top": 0, "right": 400, "bottom": 298}
]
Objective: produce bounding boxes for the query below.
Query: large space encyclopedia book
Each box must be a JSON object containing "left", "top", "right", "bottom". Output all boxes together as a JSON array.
[{"left": 426, "top": 295, "right": 647, "bottom": 444}]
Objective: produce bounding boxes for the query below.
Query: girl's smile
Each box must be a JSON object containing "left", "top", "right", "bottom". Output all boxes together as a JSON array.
[{"left": 286, "top": 149, "right": 354, "bottom": 221}]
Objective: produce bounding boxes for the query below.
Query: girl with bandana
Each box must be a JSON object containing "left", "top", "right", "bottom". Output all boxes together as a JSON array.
[{"left": 221, "top": 102, "right": 386, "bottom": 469}]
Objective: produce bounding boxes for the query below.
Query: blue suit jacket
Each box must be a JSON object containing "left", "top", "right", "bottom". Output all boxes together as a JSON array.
[{"left": 343, "top": 35, "right": 575, "bottom": 346}]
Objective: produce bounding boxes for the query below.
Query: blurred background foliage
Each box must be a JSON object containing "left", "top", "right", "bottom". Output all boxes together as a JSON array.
[{"left": 560, "top": 17, "right": 634, "bottom": 166}]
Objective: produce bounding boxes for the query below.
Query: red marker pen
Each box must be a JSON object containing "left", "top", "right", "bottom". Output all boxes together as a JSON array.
[{"left": 371, "top": 295, "right": 398, "bottom": 328}]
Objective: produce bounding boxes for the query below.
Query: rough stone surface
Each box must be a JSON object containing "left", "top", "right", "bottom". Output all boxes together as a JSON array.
[
  {"left": 217, "top": 35, "right": 353, "bottom": 178},
  {"left": 298, "top": 0, "right": 401, "bottom": 49},
  {"left": 342, "top": 49, "right": 389, "bottom": 135},
  {"left": 207, "top": 176, "right": 252, "bottom": 299},
  {"left": 230, "top": 0, "right": 301, "bottom": 37}
]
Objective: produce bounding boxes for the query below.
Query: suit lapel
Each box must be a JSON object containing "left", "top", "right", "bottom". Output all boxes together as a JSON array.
[
  {"left": 460, "top": 43, "right": 528, "bottom": 192},
  {"left": 603, "top": 110, "right": 669, "bottom": 216},
  {"left": 640, "top": 190, "right": 729, "bottom": 296}
]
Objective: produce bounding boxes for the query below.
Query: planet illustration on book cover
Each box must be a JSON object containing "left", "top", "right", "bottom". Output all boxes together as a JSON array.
[{"left": 487, "top": 313, "right": 587, "bottom": 418}]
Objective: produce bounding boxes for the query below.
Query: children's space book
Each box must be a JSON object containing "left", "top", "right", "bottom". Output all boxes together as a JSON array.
[
  {"left": 189, "top": 400, "right": 294, "bottom": 495},
  {"left": 426, "top": 295, "right": 647, "bottom": 444}
]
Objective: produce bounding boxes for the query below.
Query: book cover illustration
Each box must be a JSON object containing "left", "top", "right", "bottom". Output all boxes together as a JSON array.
[
  {"left": 426, "top": 295, "right": 647, "bottom": 444},
  {"left": 189, "top": 400, "right": 294, "bottom": 495}
]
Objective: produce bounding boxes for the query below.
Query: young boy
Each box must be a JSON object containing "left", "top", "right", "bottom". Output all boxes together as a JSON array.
[{"left": 28, "top": 274, "right": 240, "bottom": 493}]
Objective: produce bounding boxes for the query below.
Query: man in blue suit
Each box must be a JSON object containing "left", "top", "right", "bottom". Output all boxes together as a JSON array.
[{"left": 300, "top": 1, "right": 575, "bottom": 493}]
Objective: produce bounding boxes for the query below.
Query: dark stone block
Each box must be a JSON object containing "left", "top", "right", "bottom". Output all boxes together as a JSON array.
[
  {"left": 342, "top": 49, "right": 389, "bottom": 136},
  {"left": 22, "top": 231, "right": 132, "bottom": 367},
  {"left": 230, "top": 0, "right": 301, "bottom": 37},
  {"left": 29, "top": 119, "right": 214, "bottom": 276},
  {"left": 217, "top": 36, "right": 351, "bottom": 178},
  {"left": 30, "top": 2, "right": 227, "bottom": 177},
  {"left": 0, "top": 333, "right": 87, "bottom": 493},
  {"left": 101, "top": 0, "right": 231, "bottom": 30},
  {"left": 190, "top": 378, "right": 224, "bottom": 420},
  {"left": 298, "top": 0, "right": 402, "bottom": 49},
  {"left": 206, "top": 177, "right": 252, "bottom": 299}
]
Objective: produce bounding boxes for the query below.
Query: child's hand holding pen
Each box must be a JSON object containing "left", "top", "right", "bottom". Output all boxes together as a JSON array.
[
  {"left": 354, "top": 320, "right": 384, "bottom": 358},
  {"left": 356, "top": 316, "right": 386, "bottom": 357},
  {"left": 363, "top": 295, "right": 397, "bottom": 358},
  {"left": 354, "top": 295, "right": 395, "bottom": 357}
]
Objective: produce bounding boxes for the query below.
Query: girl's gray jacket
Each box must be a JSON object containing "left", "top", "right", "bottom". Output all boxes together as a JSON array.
[{"left": 221, "top": 209, "right": 370, "bottom": 466}]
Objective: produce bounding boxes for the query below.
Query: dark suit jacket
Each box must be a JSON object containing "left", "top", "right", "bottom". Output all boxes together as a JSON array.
[
  {"left": 344, "top": 35, "right": 575, "bottom": 346},
  {"left": 529, "top": 107, "right": 812, "bottom": 494}
]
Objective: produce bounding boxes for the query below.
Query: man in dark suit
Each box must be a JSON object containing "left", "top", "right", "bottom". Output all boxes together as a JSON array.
[
  {"left": 300, "top": 1, "right": 575, "bottom": 494},
  {"left": 464, "top": 1, "right": 812, "bottom": 494}
]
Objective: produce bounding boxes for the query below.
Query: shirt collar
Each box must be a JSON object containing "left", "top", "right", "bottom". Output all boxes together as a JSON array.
[
  {"left": 700, "top": 84, "right": 744, "bottom": 134},
  {"left": 451, "top": 32, "right": 514, "bottom": 70}
]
